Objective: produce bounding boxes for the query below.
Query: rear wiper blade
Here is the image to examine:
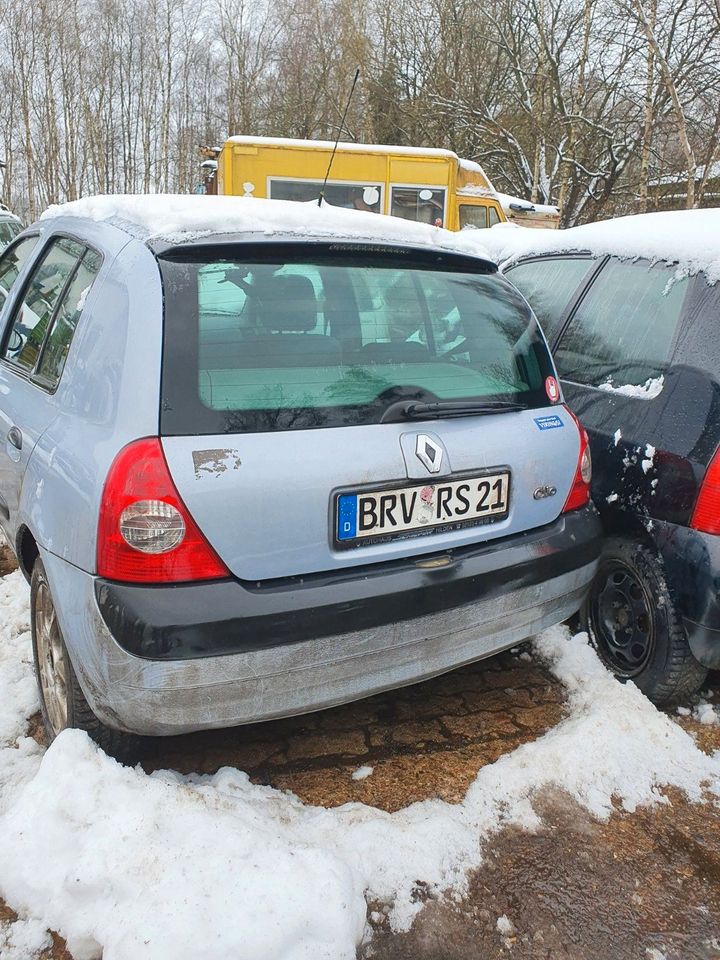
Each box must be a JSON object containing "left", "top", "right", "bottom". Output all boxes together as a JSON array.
[{"left": 382, "top": 399, "right": 524, "bottom": 422}]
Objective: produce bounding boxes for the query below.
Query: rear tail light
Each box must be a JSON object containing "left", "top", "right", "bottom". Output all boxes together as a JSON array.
[
  {"left": 97, "top": 438, "right": 230, "bottom": 583},
  {"left": 562, "top": 406, "right": 592, "bottom": 513},
  {"left": 690, "top": 447, "right": 720, "bottom": 534}
]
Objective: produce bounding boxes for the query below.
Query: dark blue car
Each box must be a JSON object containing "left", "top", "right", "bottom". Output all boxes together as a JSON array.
[{"left": 490, "top": 209, "right": 720, "bottom": 704}]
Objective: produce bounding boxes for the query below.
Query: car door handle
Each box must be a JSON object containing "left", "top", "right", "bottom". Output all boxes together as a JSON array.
[{"left": 7, "top": 426, "right": 22, "bottom": 451}]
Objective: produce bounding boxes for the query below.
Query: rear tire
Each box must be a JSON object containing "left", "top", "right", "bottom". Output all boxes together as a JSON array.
[
  {"left": 31, "top": 557, "right": 141, "bottom": 763},
  {"left": 581, "top": 536, "right": 707, "bottom": 706}
]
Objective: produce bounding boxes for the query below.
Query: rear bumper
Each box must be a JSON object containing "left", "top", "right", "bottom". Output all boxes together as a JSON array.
[
  {"left": 44, "top": 508, "right": 600, "bottom": 736},
  {"left": 653, "top": 521, "right": 720, "bottom": 669}
]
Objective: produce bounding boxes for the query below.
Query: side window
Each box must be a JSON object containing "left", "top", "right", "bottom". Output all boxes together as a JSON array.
[
  {"left": 554, "top": 259, "right": 689, "bottom": 391},
  {"left": 505, "top": 257, "right": 594, "bottom": 343},
  {"left": 488, "top": 206, "right": 501, "bottom": 227},
  {"left": 459, "top": 205, "right": 488, "bottom": 230},
  {"left": 0, "top": 235, "right": 40, "bottom": 308},
  {"left": 2, "top": 237, "right": 85, "bottom": 372},
  {"left": 268, "top": 179, "right": 382, "bottom": 213},
  {"left": 0, "top": 219, "right": 21, "bottom": 248},
  {"left": 390, "top": 187, "right": 446, "bottom": 226},
  {"left": 35, "top": 248, "right": 102, "bottom": 387}
]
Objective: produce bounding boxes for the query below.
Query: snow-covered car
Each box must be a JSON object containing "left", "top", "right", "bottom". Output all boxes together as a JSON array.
[
  {"left": 0, "top": 195, "right": 600, "bottom": 758},
  {"left": 481, "top": 210, "right": 720, "bottom": 704}
]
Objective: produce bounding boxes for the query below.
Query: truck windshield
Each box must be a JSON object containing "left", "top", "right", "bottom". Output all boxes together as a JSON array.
[{"left": 159, "top": 243, "right": 556, "bottom": 434}]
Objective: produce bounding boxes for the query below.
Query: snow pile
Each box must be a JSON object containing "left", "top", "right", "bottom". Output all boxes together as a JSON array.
[
  {"left": 641, "top": 444, "right": 656, "bottom": 474},
  {"left": 0, "top": 919, "right": 51, "bottom": 960},
  {"left": 0, "top": 571, "right": 719, "bottom": 960},
  {"left": 474, "top": 208, "right": 720, "bottom": 283},
  {"left": 40, "top": 194, "right": 492, "bottom": 261},
  {"left": 693, "top": 702, "right": 719, "bottom": 726},
  {"left": 0, "top": 571, "right": 44, "bottom": 817},
  {"left": 497, "top": 193, "right": 560, "bottom": 218},
  {"left": 496, "top": 914, "right": 515, "bottom": 936},
  {"left": 598, "top": 375, "right": 664, "bottom": 399},
  {"left": 352, "top": 765, "right": 374, "bottom": 781}
]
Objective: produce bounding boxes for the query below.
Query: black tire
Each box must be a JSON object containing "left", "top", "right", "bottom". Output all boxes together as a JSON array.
[
  {"left": 31, "top": 557, "right": 141, "bottom": 763},
  {"left": 581, "top": 536, "right": 707, "bottom": 706}
]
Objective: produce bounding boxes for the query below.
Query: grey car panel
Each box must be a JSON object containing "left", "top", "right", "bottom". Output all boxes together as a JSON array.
[{"left": 162, "top": 407, "right": 580, "bottom": 579}]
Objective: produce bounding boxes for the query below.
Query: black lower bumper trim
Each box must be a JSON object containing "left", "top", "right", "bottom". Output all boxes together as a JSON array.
[{"left": 95, "top": 507, "right": 600, "bottom": 661}]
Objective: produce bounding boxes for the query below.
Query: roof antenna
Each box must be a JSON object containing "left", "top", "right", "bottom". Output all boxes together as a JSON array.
[{"left": 318, "top": 68, "right": 361, "bottom": 208}]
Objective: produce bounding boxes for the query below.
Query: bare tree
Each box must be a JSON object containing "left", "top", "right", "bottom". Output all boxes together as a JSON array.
[{"left": 0, "top": 0, "right": 718, "bottom": 221}]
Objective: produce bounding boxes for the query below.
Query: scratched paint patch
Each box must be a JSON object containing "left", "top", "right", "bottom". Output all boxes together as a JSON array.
[{"left": 191, "top": 449, "right": 242, "bottom": 479}]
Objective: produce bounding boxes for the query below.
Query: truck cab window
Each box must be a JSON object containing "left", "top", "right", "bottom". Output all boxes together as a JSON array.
[{"left": 459, "top": 205, "right": 488, "bottom": 229}]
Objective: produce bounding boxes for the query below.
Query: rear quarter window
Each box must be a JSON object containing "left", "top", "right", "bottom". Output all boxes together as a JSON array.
[
  {"left": 0, "top": 235, "right": 39, "bottom": 308},
  {"left": 670, "top": 273, "right": 720, "bottom": 382},
  {"left": 0, "top": 219, "right": 21, "bottom": 247},
  {"left": 505, "top": 256, "right": 594, "bottom": 343}
]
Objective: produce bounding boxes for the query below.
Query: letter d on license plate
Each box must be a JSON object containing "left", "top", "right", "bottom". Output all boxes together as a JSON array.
[{"left": 335, "top": 471, "right": 510, "bottom": 547}]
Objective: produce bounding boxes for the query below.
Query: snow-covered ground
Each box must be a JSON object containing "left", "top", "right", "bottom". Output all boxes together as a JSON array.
[{"left": 0, "top": 568, "right": 718, "bottom": 960}]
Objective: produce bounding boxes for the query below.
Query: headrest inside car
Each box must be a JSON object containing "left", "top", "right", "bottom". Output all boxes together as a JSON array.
[{"left": 255, "top": 274, "right": 318, "bottom": 332}]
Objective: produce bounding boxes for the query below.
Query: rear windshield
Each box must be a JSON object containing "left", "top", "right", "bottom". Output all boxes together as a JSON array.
[{"left": 159, "top": 244, "right": 556, "bottom": 434}]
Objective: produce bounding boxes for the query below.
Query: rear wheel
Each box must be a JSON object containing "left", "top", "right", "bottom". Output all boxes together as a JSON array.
[
  {"left": 31, "top": 557, "right": 140, "bottom": 762},
  {"left": 581, "top": 537, "right": 707, "bottom": 705}
]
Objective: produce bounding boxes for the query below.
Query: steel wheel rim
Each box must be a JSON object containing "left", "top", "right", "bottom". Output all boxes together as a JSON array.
[
  {"left": 35, "top": 581, "right": 68, "bottom": 735},
  {"left": 589, "top": 559, "right": 655, "bottom": 677}
]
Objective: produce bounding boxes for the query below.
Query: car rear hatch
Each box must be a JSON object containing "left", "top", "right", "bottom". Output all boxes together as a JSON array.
[{"left": 157, "top": 240, "right": 581, "bottom": 580}]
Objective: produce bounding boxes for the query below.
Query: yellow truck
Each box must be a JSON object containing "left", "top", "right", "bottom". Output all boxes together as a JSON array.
[{"left": 216, "top": 136, "right": 507, "bottom": 231}]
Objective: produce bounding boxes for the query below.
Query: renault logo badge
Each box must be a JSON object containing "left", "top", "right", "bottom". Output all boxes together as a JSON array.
[{"left": 416, "top": 434, "right": 443, "bottom": 474}]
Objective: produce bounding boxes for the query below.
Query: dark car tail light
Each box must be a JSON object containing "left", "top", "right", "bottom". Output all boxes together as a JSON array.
[
  {"left": 690, "top": 447, "right": 720, "bottom": 535},
  {"left": 562, "top": 406, "right": 592, "bottom": 513},
  {"left": 97, "top": 438, "right": 230, "bottom": 583}
]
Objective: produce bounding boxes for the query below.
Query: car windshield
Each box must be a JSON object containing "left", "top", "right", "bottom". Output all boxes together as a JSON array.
[{"left": 159, "top": 243, "right": 556, "bottom": 434}]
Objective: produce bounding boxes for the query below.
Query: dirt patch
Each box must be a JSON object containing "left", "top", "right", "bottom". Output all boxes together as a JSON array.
[
  {"left": 366, "top": 787, "right": 720, "bottom": 960},
  {"left": 0, "top": 541, "right": 18, "bottom": 577},
  {"left": 142, "top": 648, "right": 566, "bottom": 811}
]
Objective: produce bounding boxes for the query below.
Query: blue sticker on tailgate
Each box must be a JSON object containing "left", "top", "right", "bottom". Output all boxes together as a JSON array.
[
  {"left": 337, "top": 494, "right": 358, "bottom": 540},
  {"left": 534, "top": 415, "right": 564, "bottom": 431}
]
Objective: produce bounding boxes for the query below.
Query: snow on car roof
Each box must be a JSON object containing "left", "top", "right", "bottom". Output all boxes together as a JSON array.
[
  {"left": 475, "top": 208, "right": 720, "bottom": 283},
  {"left": 39, "top": 193, "right": 494, "bottom": 260}
]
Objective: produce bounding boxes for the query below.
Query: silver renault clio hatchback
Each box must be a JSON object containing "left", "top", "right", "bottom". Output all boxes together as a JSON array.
[{"left": 0, "top": 196, "right": 600, "bottom": 757}]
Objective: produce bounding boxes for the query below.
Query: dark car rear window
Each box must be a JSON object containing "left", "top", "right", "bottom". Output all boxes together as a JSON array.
[{"left": 159, "top": 243, "right": 557, "bottom": 435}]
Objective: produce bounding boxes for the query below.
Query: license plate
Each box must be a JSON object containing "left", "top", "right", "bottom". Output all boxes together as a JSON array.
[{"left": 335, "top": 471, "right": 510, "bottom": 546}]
